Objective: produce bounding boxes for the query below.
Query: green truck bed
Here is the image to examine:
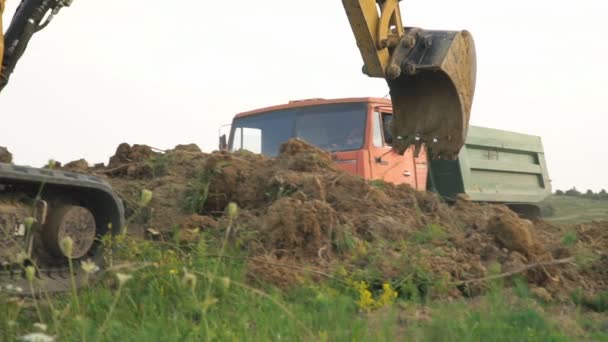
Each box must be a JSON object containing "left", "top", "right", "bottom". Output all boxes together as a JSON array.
[{"left": 429, "top": 126, "right": 552, "bottom": 204}]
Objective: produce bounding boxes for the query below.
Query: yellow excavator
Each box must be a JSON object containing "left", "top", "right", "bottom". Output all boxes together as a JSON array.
[{"left": 0, "top": 0, "right": 476, "bottom": 293}]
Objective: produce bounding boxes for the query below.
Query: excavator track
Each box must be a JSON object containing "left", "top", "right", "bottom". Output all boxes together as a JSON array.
[{"left": 0, "top": 163, "right": 124, "bottom": 295}]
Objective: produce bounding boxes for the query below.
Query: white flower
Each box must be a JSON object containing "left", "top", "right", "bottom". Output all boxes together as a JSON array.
[
  {"left": 33, "top": 323, "right": 47, "bottom": 332},
  {"left": 116, "top": 273, "right": 132, "bottom": 286},
  {"left": 2, "top": 284, "right": 23, "bottom": 293},
  {"left": 181, "top": 270, "right": 197, "bottom": 290},
  {"left": 18, "top": 332, "right": 55, "bottom": 342},
  {"left": 81, "top": 259, "right": 100, "bottom": 274}
]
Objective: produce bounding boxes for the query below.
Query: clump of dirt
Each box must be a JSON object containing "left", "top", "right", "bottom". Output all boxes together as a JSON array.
[
  {"left": 487, "top": 206, "right": 535, "bottom": 256},
  {"left": 0, "top": 146, "right": 12, "bottom": 163},
  {"left": 70, "top": 138, "right": 607, "bottom": 299},
  {"left": 106, "top": 143, "right": 155, "bottom": 177},
  {"left": 258, "top": 197, "right": 338, "bottom": 259},
  {"left": 62, "top": 159, "right": 89, "bottom": 172}
]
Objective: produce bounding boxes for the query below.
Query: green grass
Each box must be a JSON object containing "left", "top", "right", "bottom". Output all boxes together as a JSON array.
[
  {"left": 1, "top": 233, "right": 605, "bottom": 341},
  {"left": 2, "top": 193, "right": 606, "bottom": 341},
  {"left": 540, "top": 195, "right": 608, "bottom": 224}
]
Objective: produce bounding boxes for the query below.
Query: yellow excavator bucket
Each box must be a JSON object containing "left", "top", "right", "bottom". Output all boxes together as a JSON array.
[{"left": 342, "top": 0, "right": 477, "bottom": 160}]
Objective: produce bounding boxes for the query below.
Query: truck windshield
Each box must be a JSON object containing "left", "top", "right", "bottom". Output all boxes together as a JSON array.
[{"left": 229, "top": 102, "right": 367, "bottom": 156}]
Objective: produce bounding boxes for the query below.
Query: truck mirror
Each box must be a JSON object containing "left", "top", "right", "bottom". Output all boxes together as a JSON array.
[{"left": 219, "top": 134, "right": 227, "bottom": 151}]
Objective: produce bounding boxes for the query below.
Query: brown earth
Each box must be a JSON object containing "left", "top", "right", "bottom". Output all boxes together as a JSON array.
[{"left": 58, "top": 139, "right": 608, "bottom": 302}]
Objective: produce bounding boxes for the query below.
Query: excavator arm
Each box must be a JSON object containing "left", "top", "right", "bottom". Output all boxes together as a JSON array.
[
  {"left": 0, "top": 0, "right": 73, "bottom": 92},
  {"left": 342, "top": 0, "right": 477, "bottom": 160}
]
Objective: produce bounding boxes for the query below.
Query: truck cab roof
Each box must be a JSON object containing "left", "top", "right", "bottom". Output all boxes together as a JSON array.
[{"left": 234, "top": 97, "right": 393, "bottom": 119}]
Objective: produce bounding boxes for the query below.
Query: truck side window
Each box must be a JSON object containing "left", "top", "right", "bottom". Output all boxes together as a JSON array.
[
  {"left": 382, "top": 113, "right": 393, "bottom": 145},
  {"left": 372, "top": 111, "right": 383, "bottom": 147}
]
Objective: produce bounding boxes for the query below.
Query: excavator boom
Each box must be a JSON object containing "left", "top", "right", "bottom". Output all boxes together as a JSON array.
[
  {"left": 342, "top": 0, "right": 477, "bottom": 159},
  {"left": 0, "top": 0, "right": 73, "bottom": 92}
]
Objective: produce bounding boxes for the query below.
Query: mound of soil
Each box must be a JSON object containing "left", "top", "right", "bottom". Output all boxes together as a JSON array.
[
  {"left": 0, "top": 146, "right": 12, "bottom": 164},
  {"left": 58, "top": 140, "right": 608, "bottom": 300}
]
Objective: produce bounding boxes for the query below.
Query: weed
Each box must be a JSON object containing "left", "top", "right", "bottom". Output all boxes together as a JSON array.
[
  {"left": 368, "top": 179, "right": 386, "bottom": 190},
  {"left": 561, "top": 231, "right": 578, "bottom": 247},
  {"left": 572, "top": 289, "right": 608, "bottom": 312},
  {"left": 182, "top": 171, "right": 211, "bottom": 214},
  {"left": 146, "top": 153, "right": 172, "bottom": 178},
  {"left": 264, "top": 183, "right": 297, "bottom": 201},
  {"left": 410, "top": 224, "right": 448, "bottom": 244}
]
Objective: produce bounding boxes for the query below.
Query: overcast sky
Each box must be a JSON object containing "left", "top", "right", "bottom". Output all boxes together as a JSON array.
[{"left": 1, "top": 0, "right": 606, "bottom": 191}]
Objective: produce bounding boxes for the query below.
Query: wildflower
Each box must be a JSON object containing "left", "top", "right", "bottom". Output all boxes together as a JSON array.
[
  {"left": 355, "top": 281, "right": 375, "bottom": 311},
  {"left": 4, "top": 284, "right": 24, "bottom": 293},
  {"left": 169, "top": 269, "right": 178, "bottom": 275},
  {"left": 59, "top": 236, "right": 74, "bottom": 258},
  {"left": 201, "top": 296, "right": 218, "bottom": 310},
  {"left": 221, "top": 277, "right": 231, "bottom": 289},
  {"left": 116, "top": 273, "right": 132, "bottom": 286},
  {"left": 47, "top": 159, "right": 57, "bottom": 170},
  {"left": 181, "top": 270, "right": 197, "bottom": 290},
  {"left": 18, "top": 332, "right": 55, "bottom": 342},
  {"left": 140, "top": 189, "right": 153, "bottom": 207},
  {"left": 25, "top": 266, "right": 36, "bottom": 282},
  {"left": 24, "top": 217, "right": 36, "bottom": 231},
  {"left": 377, "top": 283, "right": 398, "bottom": 306},
  {"left": 226, "top": 202, "right": 238, "bottom": 220},
  {"left": 33, "top": 323, "right": 48, "bottom": 332},
  {"left": 81, "top": 259, "right": 99, "bottom": 274}
]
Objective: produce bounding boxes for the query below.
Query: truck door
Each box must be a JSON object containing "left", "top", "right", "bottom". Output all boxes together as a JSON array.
[{"left": 369, "top": 109, "right": 424, "bottom": 190}]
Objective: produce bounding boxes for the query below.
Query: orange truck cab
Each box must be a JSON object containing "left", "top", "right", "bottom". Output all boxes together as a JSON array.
[{"left": 225, "top": 97, "right": 428, "bottom": 190}]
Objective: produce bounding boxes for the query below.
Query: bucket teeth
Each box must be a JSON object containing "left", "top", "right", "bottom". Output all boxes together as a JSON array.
[{"left": 387, "top": 29, "right": 476, "bottom": 160}]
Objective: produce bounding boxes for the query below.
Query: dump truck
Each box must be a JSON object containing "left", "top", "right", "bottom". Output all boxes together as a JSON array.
[
  {"left": 1, "top": 0, "right": 477, "bottom": 292},
  {"left": 222, "top": 97, "right": 552, "bottom": 217}
]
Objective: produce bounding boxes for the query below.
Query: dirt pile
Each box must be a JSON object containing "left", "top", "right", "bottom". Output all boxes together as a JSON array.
[
  {"left": 59, "top": 139, "right": 607, "bottom": 301},
  {"left": 0, "top": 146, "right": 12, "bottom": 163}
]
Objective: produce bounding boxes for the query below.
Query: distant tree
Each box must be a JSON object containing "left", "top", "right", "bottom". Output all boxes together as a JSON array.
[
  {"left": 565, "top": 187, "right": 581, "bottom": 197},
  {"left": 600, "top": 189, "right": 608, "bottom": 200},
  {"left": 584, "top": 189, "right": 596, "bottom": 199},
  {"left": 555, "top": 189, "right": 564, "bottom": 196}
]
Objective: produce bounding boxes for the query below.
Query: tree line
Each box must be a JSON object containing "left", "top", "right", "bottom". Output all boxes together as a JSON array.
[{"left": 554, "top": 187, "right": 608, "bottom": 200}]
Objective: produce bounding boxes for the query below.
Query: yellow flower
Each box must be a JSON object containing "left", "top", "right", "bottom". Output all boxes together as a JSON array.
[{"left": 377, "top": 283, "right": 398, "bottom": 306}]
